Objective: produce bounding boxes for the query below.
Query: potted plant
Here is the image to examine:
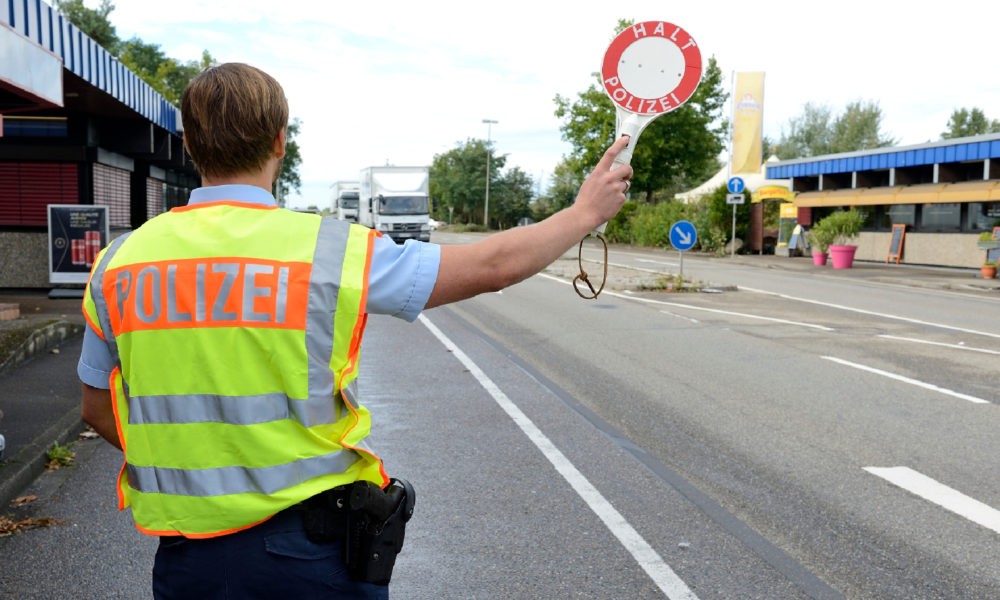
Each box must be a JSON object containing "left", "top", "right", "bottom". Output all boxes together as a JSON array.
[
  {"left": 816, "top": 209, "right": 865, "bottom": 269},
  {"left": 977, "top": 230, "right": 1000, "bottom": 250},
  {"left": 982, "top": 261, "right": 997, "bottom": 279},
  {"left": 807, "top": 221, "right": 835, "bottom": 266}
]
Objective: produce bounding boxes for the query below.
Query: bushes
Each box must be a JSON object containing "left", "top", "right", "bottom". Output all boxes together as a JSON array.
[
  {"left": 604, "top": 200, "right": 680, "bottom": 246},
  {"left": 603, "top": 197, "right": 731, "bottom": 252},
  {"left": 604, "top": 201, "right": 638, "bottom": 243}
]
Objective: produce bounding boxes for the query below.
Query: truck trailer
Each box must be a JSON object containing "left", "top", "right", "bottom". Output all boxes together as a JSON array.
[{"left": 357, "top": 166, "right": 431, "bottom": 242}]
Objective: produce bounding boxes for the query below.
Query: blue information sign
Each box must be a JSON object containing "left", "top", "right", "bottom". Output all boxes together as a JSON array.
[
  {"left": 669, "top": 220, "right": 697, "bottom": 251},
  {"left": 727, "top": 176, "right": 745, "bottom": 194}
]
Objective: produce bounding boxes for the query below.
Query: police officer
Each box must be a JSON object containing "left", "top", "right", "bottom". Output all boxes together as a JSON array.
[{"left": 78, "top": 62, "right": 632, "bottom": 599}]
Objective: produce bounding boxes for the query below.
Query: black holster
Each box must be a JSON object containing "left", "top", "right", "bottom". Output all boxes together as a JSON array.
[{"left": 303, "top": 478, "right": 415, "bottom": 585}]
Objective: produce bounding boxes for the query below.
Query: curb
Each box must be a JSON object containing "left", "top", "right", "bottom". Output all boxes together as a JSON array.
[
  {"left": 0, "top": 319, "right": 86, "bottom": 509},
  {"left": 0, "top": 320, "right": 85, "bottom": 378},
  {"left": 0, "top": 408, "right": 83, "bottom": 510}
]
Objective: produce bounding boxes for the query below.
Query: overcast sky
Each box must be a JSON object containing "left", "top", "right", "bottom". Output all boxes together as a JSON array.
[{"left": 94, "top": 0, "right": 1000, "bottom": 209}]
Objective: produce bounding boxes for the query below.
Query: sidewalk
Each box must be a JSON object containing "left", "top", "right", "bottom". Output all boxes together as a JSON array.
[
  {"left": 1, "top": 254, "right": 998, "bottom": 510},
  {"left": 0, "top": 290, "right": 86, "bottom": 510},
  {"left": 714, "top": 253, "right": 1000, "bottom": 293}
]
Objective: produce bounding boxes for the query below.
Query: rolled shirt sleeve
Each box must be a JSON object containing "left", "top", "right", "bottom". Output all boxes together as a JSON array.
[
  {"left": 366, "top": 237, "right": 441, "bottom": 321},
  {"left": 77, "top": 327, "right": 116, "bottom": 388}
]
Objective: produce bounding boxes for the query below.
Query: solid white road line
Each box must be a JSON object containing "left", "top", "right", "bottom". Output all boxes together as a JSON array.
[
  {"left": 865, "top": 466, "right": 1000, "bottom": 535},
  {"left": 822, "top": 356, "right": 990, "bottom": 404},
  {"left": 419, "top": 314, "right": 697, "bottom": 600}
]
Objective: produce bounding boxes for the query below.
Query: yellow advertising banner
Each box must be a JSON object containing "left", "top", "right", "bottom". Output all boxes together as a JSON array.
[{"left": 731, "top": 72, "right": 765, "bottom": 175}]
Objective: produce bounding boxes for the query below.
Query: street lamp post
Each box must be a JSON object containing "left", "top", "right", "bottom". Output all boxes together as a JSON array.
[{"left": 482, "top": 118, "right": 497, "bottom": 228}]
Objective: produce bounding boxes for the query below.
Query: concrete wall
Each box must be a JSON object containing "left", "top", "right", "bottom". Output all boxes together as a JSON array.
[
  {"left": 854, "top": 232, "right": 982, "bottom": 268},
  {"left": 0, "top": 232, "right": 50, "bottom": 288}
]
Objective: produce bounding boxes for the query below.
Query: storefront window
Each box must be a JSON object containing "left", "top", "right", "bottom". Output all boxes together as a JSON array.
[
  {"left": 881, "top": 204, "right": 915, "bottom": 228},
  {"left": 969, "top": 202, "right": 1000, "bottom": 231},
  {"left": 920, "top": 203, "right": 961, "bottom": 231}
]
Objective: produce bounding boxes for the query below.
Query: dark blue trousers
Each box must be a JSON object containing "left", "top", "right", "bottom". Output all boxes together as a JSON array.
[{"left": 152, "top": 508, "right": 389, "bottom": 599}]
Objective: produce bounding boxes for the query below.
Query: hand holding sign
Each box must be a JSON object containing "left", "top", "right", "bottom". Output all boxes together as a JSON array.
[
  {"left": 574, "top": 21, "right": 702, "bottom": 300},
  {"left": 596, "top": 21, "right": 702, "bottom": 233}
]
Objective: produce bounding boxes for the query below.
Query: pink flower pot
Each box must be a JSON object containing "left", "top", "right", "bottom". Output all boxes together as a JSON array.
[
  {"left": 812, "top": 252, "right": 828, "bottom": 266},
  {"left": 829, "top": 244, "right": 857, "bottom": 269}
]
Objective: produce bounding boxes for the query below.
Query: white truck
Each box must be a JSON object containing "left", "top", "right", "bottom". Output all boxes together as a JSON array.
[
  {"left": 330, "top": 180, "right": 360, "bottom": 222},
  {"left": 358, "top": 166, "right": 431, "bottom": 243}
]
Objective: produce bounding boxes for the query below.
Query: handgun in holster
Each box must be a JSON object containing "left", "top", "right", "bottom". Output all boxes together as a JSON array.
[
  {"left": 343, "top": 477, "right": 415, "bottom": 584},
  {"left": 303, "top": 477, "right": 415, "bottom": 585}
]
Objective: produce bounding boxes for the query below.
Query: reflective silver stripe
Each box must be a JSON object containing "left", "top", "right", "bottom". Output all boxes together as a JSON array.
[
  {"left": 306, "top": 217, "right": 349, "bottom": 413},
  {"left": 89, "top": 232, "right": 133, "bottom": 367},
  {"left": 129, "top": 392, "right": 333, "bottom": 427},
  {"left": 126, "top": 450, "right": 361, "bottom": 496},
  {"left": 342, "top": 378, "right": 360, "bottom": 412}
]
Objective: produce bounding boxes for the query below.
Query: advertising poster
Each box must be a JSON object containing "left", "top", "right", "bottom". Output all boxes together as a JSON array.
[{"left": 48, "top": 204, "right": 109, "bottom": 284}]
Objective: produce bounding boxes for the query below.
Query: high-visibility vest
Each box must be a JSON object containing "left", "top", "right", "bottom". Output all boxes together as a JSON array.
[{"left": 82, "top": 200, "right": 387, "bottom": 538}]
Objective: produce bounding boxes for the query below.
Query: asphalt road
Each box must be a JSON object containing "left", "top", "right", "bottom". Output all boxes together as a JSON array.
[{"left": 2, "top": 236, "right": 999, "bottom": 598}]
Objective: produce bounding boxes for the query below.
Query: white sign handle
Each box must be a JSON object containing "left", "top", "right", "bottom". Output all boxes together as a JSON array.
[{"left": 595, "top": 113, "right": 655, "bottom": 235}]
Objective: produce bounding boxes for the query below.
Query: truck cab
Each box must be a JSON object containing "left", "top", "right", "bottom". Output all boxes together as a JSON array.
[
  {"left": 336, "top": 191, "right": 359, "bottom": 222},
  {"left": 358, "top": 167, "right": 431, "bottom": 243}
]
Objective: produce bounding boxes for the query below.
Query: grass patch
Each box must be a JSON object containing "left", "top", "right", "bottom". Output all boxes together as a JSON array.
[
  {"left": 45, "top": 441, "right": 76, "bottom": 471},
  {"left": 635, "top": 274, "right": 704, "bottom": 292}
]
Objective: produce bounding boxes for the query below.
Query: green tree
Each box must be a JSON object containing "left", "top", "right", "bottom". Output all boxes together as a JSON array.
[
  {"left": 775, "top": 100, "right": 895, "bottom": 158},
  {"left": 54, "top": 0, "right": 118, "bottom": 50},
  {"left": 774, "top": 102, "right": 832, "bottom": 158},
  {"left": 490, "top": 167, "right": 534, "bottom": 229},
  {"left": 532, "top": 158, "right": 585, "bottom": 221},
  {"left": 111, "top": 39, "right": 216, "bottom": 106},
  {"left": 56, "top": 0, "right": 215, "bottom": 106},
  {"left": 553, "top": 20, "right": 728, "bottom": 203},
  {"left": 702, "top": 184, "right": 750, "bottom": 249},
  {"left": 56, "top": 0, "right": 302, "bottom": 194},
  {"left": 830, "top": 100, "right": 896, "bottom": 153},
  {"left": 116, "top": 37, "right": 167, "bottom": 83},
  {"left": 275, "top": 118, "right": 303, "bottom": 207},
  {"left": 942, "top": 108, "right": 1000, "bottom": 139},
  {"left": 430, "top": 139, "right": 507, "bottom": 225}
]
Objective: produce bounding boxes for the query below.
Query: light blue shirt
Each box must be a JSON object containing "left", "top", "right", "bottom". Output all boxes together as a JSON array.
[{"left": 77, "top": 184, "right": 441, "bottom": 388}]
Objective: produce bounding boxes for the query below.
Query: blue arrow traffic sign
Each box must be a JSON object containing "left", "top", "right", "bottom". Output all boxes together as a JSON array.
[
  {"left": 669, "top": 220, "right": 697, "bottom": 251},
  {"left": 727, "top": 176, "right": 745, "bottom": 194}
]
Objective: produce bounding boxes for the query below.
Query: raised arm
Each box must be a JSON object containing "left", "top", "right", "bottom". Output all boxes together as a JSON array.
[{"left": 425, "top": 136, "right": 633, "bottom": 309}]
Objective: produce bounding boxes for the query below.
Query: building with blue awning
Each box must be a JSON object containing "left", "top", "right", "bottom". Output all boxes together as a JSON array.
[
  {"left": 1, "top": 0, "right": 199, "bottom": 288},
  {"left": 767, "top": 133, "right": 1000, "bottom": 267}
]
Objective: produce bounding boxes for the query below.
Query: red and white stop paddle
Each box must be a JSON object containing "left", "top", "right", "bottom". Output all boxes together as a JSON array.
[{"left": 596, "top": 21, "right": 702, "bottom": 233}]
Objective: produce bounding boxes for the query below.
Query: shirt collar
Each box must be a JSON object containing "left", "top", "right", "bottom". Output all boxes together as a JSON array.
[{"left": 188, "top": 185, "right": 277, "bottom": 207}]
